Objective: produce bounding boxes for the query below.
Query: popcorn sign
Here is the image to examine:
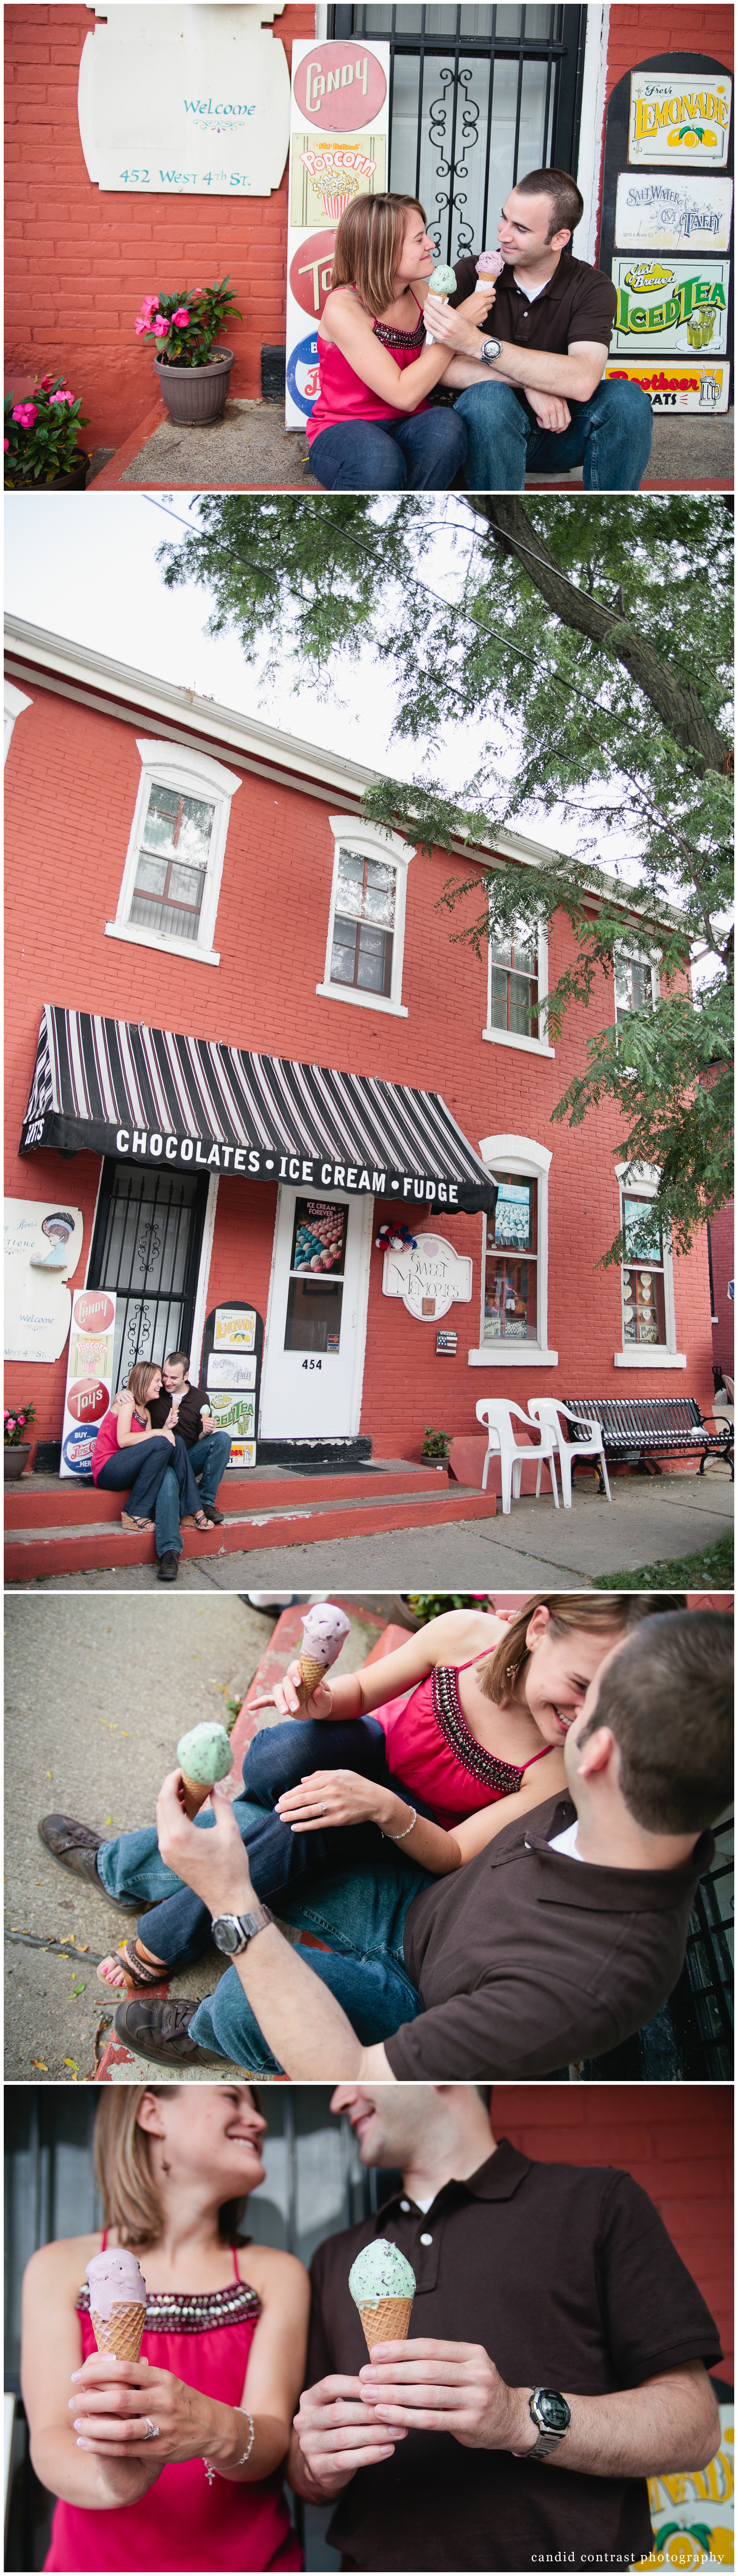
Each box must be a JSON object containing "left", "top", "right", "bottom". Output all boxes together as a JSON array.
[{"left": 286, "top": 36, "right": 390, "bottom": 429}]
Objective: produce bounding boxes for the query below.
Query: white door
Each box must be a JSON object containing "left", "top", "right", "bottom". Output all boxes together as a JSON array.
[{"left": 259, "top": 1187, "right": 371, "bottom": 1439}]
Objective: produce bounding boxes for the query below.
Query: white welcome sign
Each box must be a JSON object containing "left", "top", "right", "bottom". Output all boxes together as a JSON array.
[
  {"left": 78, "top": 3, "right": 291, "bottom": 196},
  {"left": 382, "top": 1234, "right": 473, "bottom": 1323}
]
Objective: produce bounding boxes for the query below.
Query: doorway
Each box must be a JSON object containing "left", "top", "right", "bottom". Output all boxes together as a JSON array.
[
  {"left": 259, "top": 1187, "right": 372, "bottom": 1438},
  {"left": 86, "top": 1160, "right": 209, "bottom": 1391}
]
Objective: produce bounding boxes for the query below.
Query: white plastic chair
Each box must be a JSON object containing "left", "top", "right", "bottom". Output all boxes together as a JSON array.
[
  {"left": 475, "top": 1399, "right": 559, "bottom": 1515},
  {"left": 526, "top": 1398, "right": 612, "bottom": 1508}
]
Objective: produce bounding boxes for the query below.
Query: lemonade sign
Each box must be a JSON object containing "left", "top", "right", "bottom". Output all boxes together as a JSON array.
[
  {"left": 611, "top": 258, "right": 729, "bottom": 355},
  {"left": 632, "top": 2397, "right": 733, "bottom": 2571},
  {"left": 629, "top": 75, "right": 732, "bottom": 167}
]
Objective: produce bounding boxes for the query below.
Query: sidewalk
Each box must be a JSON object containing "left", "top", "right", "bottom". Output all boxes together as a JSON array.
[
  {"left": 20, "top": 1465, "right": 733, "bottom": 1591},
  {"left": 4, "top": 1593, "right": 384, "bottom": 2081},
  {"left": 88, "top": 397, "right": 734, "bottom": 493}
]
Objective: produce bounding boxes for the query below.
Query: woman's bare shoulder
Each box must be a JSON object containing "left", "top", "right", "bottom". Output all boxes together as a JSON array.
[
  {"left": 237, "top": 2243, "right": 309, "bottom": 2303},
  {"left": 423, "top": 1608, "right": 508, "bottom": 1661},
  {"left": 24, "top": 2229, "right": 103, "bottom": 2296}
]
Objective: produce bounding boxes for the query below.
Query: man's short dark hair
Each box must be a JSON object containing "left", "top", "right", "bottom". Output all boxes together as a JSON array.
[
  {"left": 166, "top": 1350, "right": 190, "bottom": 1371},
  {"left": 579, "top": 1611, "right": 733, "bottom": 1834},
  {"left": 515, "top": 165, "right": 584, "bottom": 241}
]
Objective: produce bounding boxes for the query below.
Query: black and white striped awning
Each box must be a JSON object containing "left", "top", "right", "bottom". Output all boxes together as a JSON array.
[{"left": 20, "top": 1007, "right": 497, "bottom": 1213}]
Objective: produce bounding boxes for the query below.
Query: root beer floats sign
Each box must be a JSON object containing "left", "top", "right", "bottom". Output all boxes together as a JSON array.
[
  {"left": 600, "top": 53, "right": 732, "bottom": 415},
  {"left": 286, "top": 37, "right": 389, "bottom": 428}
]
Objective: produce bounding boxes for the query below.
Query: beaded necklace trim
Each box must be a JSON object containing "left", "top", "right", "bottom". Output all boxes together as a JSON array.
[
  {"left": 431, "top": 1665, "right": 526, "bottom": 1795},
  {"left": 76, "top": 2281, "right": 261, "bottom": 2335},
  {"left": 372, "top": 313, "right": 425, "bottom": 349}
]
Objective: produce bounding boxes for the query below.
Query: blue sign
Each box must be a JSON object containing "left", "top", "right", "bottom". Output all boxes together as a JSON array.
[
  {"left": 287, "top": 331, "right": 321, "bottom": 416},
  {"left": 63, "top": 1426, "right": 98, "bottom": 1475}
]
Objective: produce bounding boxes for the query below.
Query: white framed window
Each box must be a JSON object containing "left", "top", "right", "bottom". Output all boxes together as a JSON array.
[
  {"left": 469, "top": 1134, "right": 558, "bottom": 1367},
  {"left": 614, "top": 943, "right": 660, "bottom": 1025},
  {"left": 316, "top": 815, "right": 415, "bottom": 1017},
  {"left": 613, "top": 1162, "right": 685, "bottom": 1369},
  {"left": 483, "top": 915, "right": 555, "bottom": 1058},
  {"left": 4, "top": 679, "right": 34, "bottom": 765},
  {"left": 105, "top": 738, "right": 241, "bottom": 966}
]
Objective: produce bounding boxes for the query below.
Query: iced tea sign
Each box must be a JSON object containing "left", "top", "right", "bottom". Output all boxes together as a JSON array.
[
  {"left": 59, "top": 1288, "right": 117, "bottom": 1479},
  {"left": 382, "top": 1235, "right": 473, "bottom": 1323},
  {"left": 286, "top": 36, "right": 390, "bottom": 429}
]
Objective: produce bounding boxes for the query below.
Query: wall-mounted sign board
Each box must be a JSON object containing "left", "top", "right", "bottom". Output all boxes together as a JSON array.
[
  {"left": 59, "top": 1287, "right": 117, "bottom": 1478},
  {"left": 78, "top": 3, "right": 291, "bottom": 195},
  {"left": 605, "top": 357, "right": 730, "bottom": 411},
  {"left": 610, "top": 257, "right": 729, "bottom": 354},
  {"left": 383, "top": 1235, "right": 473, "bottom": 1323},
  {"left": 628, "top": 72, "right": 731, "bottom": 167},
  {"left": 614, "top": 172, "right": 733, "bottom": 254},
  {"left": 286, "top": 36, "right": 390, "bottom": 427},
  {"left": 201, "top": 1301, "right": 263, "bottom": 1466}
]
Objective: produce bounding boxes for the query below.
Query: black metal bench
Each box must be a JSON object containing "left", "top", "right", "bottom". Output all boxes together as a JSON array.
[{"left": 561, "top": 1396, "right": 734, "bottom": 1486}]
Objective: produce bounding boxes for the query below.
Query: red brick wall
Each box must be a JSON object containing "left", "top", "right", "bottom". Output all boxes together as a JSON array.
[
  {"left": 490, "top": 2085, "right": 733, "bottom": 2388},
  {"left": 4, "top": 681, "right": 715, "bottom": 1447},
  {"left": 709, "top": 1199, "right": 735, "bottom": 1377},
  {"left": 595, "top": 7, "right": 734, "bottom": 260},
  {"left": 4, "top": 4, "right": 314, "bottom": 451}
]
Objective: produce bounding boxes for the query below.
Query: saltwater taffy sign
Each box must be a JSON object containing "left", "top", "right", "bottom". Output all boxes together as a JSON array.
[{"left": 614, "top": 173, "right": 734, "bottom": 254}]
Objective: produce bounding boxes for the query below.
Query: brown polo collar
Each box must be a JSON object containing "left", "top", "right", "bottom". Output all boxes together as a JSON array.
[
  {"left": 375, "top": 2139, "right": 532, "bottom": 2220},
  {"left": 486, "top": 1793, "right": 714, "bottom": 1913},
  {"left": 502, "top": 251, "right": 571, "bottom": 304}
]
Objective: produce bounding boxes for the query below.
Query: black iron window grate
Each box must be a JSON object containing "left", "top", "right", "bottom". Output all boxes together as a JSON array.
[
  {"left": 329, "top": 6, "right": 585, "bottom": 264},
  {"left": 86, "top": 1162, "right": 209, "bottom": 1391}
]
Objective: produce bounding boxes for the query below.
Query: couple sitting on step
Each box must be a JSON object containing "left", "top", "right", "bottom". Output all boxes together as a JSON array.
[{"left": 91, "top": 1350, "right": 232, "bottom": 1582}]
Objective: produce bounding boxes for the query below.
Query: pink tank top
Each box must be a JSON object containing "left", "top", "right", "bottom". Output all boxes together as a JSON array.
[
  {"left": 374, "top": 1659, "right": 555, "bottom": 1829},
  {"left": 91, "top": 1405, "right": 148, "bottom": 1483},
  {"left": 306, "top": 291, "right": 430, "bottom": 444},
  {"left": 45, "top": 2240, "right": 302, "bottom": 2574}
]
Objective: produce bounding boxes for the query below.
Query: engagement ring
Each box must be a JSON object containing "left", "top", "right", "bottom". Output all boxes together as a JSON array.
[{"left": 144, "top": 2419, "right": 160, "bottom": 2440}]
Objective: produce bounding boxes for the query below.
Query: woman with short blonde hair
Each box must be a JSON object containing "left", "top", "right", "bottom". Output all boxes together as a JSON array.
[
  {"left": 306, "top": 191, "right": 496, "bottom": 489},
  {"left": 91, "top": 1360, "right": 209, "bottom": 1576},
  {"left": 22, "top": 2084, "right": 310, "bottom": 2573}
]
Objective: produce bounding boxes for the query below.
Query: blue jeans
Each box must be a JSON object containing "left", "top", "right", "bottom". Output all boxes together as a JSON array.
[
  {"left": 454, "top": 377, "right": 653, "bottom": 490},
  {"left": 96, "top": 1812, "right": 429, "bottom": 2071},
  {"left": 96, "top": 1435, "right": 203, "bottom": 1558},
  {"left": 308, "top": 406, "right": 467, "bottom": 490},
  {"left": 186, "top": 1429, "right": 232, "bottom": 1505}
]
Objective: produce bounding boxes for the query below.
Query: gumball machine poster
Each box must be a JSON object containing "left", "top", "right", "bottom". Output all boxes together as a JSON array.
[{"left": 286, "top": 37, "right": 390, "bottom": 429}]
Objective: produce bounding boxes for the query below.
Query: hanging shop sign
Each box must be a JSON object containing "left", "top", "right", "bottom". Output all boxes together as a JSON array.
[
  {"left": 382, "top": 1235, "right": 473, "bottom": 1324},
  {"left": 286, "top": 36, "right": 390, "bottom": 428},
  {"left": 610, "top": 258, "right": 729, "bottom": 355},
  {"left": 628, "top": 72, "right": 732, "bottom": 168},
  {"left": 201, "top": 1302, "right": 263, "bottom": 1467},
  {"left": 59, "top": 1286, "right": 117, "bottom": 1478},
  {"left": 78, "top": 3, "right": 291, "bottom": 196},
  {"left": 614, "top": 173, "right": 733, "bottom": 255},
  {"left": 4, "top": 1198, "right": 84, "bottom": 1365},
  {"left": 605, "top": 358, "right": 729, "bottom": 411}
]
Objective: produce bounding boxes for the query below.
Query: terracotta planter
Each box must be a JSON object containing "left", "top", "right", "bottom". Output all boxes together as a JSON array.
[
  {"left": 4, "top": 1445, "right": 31, "bottom": 1479},
  {"left": 154, "top": 349, "right": 234, "bottom": 424}
]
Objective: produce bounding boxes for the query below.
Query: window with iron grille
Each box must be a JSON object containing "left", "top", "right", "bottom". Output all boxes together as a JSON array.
[
  {"left": 330, "top": 848, "right": 396, "bottom": 996},
  {"left": 86, "top": 1161, "right": 209, "bottom": 1393},
  {"left": 328, "top": 6, "right": 586, "bottom": 266}
]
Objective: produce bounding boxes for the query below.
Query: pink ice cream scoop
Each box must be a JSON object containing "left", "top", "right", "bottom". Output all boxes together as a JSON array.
[
  {"left": 475, "top": 249, "right": 505, "bottom": 288},
  {"left": 296, "top": 1602, "right": 352, "bottom": 1704},
  {"left": 86, "top": 2249, "right": 148, "bottom": 2319}
]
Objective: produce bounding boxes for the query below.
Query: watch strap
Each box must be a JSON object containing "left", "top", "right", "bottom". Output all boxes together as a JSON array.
[{"left": 213, "top": 1904, "right": 273, "bottom": 1953}]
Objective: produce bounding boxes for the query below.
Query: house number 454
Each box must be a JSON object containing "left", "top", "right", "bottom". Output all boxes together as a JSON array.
[{"left": 302, "top": 1358, "right": 322, "bottom": 1369}]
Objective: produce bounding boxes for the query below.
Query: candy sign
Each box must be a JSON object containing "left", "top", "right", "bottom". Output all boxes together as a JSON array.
[
  {"left": 293, "top": 44, "right": 386, "bottom": 132},
  {"left": 382, "top": 1235, "right": 473, "bottom": 1323},
  {"left": 59, "top": 1286, "right": 117, "bottom": 1477},
  {"left": 286, "top": 36, "right": 389, "bottom": 429}
]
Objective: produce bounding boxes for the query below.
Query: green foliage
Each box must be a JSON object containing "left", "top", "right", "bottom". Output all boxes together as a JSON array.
[
  {"left": 406, "top": 1593, "right": 493, "bottom": 1620},
  {"left": 136, "top": 277, "right": 242, "bottom": 369},
  {"left": 594, "top": 1526, "right": 733, "bottom": 1589},
  {"left": 4, "top": 377, "right": 89, "bottom": 485},
  {"left": 156, "top": 496, "right": 733, "bottom": 1258},
  {"left": 421, "top": 1425, "right": 452, "bottom": 1458}
]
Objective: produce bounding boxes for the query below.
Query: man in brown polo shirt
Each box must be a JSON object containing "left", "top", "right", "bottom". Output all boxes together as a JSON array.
[
  {"left": 99, "top": 1608, "right": 733, "bottom": 2076},
  {"left": 289, "top": 2083, "right": 722, "bottom": 2573},
  {"left": 148, "top": 1347, "right": 232, "bottom": 1524},
  {"left": 424, "top": 165, "right": 653, "bottom": 490}
]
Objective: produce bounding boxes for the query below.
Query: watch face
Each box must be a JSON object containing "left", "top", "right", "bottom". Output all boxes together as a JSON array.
[
  {"left": 536, "top": 2391, "right": 571, "bottom": 2432},
  {"left": 213, "top": 1915, "right": 241, "bottom": 1954}
]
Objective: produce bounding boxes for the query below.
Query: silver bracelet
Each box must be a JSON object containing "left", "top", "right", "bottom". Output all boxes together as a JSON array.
[
  {"left": 203, "top": 2407, "right": 255, "bottom": 2481},
  {"left": 382, "top": 1807, "right": 417, "bottom": 1842}
]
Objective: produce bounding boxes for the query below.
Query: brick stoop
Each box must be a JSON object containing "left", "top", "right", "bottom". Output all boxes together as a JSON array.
[{"left": 5, "top": 1463, "right": 496, "bottom": 1583}]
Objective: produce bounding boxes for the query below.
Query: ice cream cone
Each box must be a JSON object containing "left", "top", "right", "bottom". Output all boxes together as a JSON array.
[
  {"left": 90, "top": 2302, "right": 147, "bottom": 2362},
  {"left": 296, "top": 1650, "right": 329, "bottom": 1706},
  {"left": 180, "top": 1769, "right": 211, "bottom": 1820},
  {"left": 357, "top": 2295, "right": 414, "bottom": 2356}
]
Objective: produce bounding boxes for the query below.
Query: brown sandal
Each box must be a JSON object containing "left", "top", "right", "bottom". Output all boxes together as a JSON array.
[
  {"left": 120, "top": 1513, "right": 155, "bottom": 1532},
  {"left": 97, "top": 1937, "right": 168, "bottom": 1995}
]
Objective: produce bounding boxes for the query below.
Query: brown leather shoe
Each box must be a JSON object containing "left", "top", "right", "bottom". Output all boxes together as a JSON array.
[
  {"left": 114, "top": 1996, "right": 224, "bottom": 2065},
  {"left": 37, "top": 1814, "right": 138, "bottom": 1908}
]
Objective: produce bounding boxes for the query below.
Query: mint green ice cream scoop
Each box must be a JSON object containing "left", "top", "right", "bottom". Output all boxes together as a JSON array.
[
  {"left": 427, "top": 264, "right": 457, "bottom": 295},
  {"left": 177, "top": 1721, "right": 233, "bottom": 1785},
  {"left": 349, "top": 2239, "right": 416, "bottom": 2305}
]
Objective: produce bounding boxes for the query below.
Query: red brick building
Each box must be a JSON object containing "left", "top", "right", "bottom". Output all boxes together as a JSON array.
[
  {"left": 5, "top": 5, "right": 733, "bottom": 458},
  {"left": 5, "top": 614, "right": 715, "bottom": 1484}
]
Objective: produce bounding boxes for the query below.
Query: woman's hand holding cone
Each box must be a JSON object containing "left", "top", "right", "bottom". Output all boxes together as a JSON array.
[{"left": 69, "top": 2351, "right": 222, "bottom": 2465}]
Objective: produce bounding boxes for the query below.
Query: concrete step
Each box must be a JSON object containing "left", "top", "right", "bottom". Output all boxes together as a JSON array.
[
  {"left": 5, "top": 1481, "right": 496, "bottom": 1583},
  {"left": 5, "top": 1460, "right": 446, "bottom": 1530}
]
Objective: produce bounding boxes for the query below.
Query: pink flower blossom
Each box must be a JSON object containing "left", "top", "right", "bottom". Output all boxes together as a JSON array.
[
  {"left": 152, "top": 313, "right": 170, "bottom": 337},
  {"left": 3, "top": 438, "right": 8, "bottom": 452},
  {"left": 172, "top": 307, "right": 191, "bottom": 327},
  {"left": 50, "top": 388, "right": 74, "bottom": 405},
  {"left": 17, "top": 1414, "right": 26, "bottom": 1425},
  {"left": 12, "top": 402, "right": 38, "bottom": 428},
  {"left": 6, "top": 1418, "right": 17, "bottom": 1431},
  {"left": 39, "top": 374, "right": 54, "bottom": 391},
  {"left": 133, "top": 316, "right": 149, "bottom": 336},
  {"left": 140, "top": 295, "right": 159, "bottom": 318}
]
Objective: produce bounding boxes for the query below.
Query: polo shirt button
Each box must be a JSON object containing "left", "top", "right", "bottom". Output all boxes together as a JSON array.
[
  {"left": 400, "top": 2200, "right": 410, "bottom": 2212},
  {"left": 419, "top": 2232, "right": 433, "bottom": 2245}
]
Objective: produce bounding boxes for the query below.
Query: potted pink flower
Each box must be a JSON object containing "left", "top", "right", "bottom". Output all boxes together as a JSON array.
[
  {"left": 4, "top": 377, "right": 90, "bottom": 487},
  {"left": 4, "top": 1400, "right": 36, "bottom": 1478},
  {"left": 133, "top": 276, "right": 242, "bottom": 425}
]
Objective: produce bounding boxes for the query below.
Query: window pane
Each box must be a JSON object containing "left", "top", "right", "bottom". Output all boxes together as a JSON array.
[
  {"left": 285, "top": 1276, "right": 343, "bottom": 1354},
  {"left": 489, "top": 965, "right": 509, "bottom": 1029},
  {"left": 615, "top": 953, "right": 655, "bottom": 1018},
  {"left": 331, "top": 931, "right": 358, "bottom": 983},
  {"left": 142, "top": 783, "right": 180, "bottom": 851},
  {"left": 177, "top": 794, "right": 214, "bottom": 857},
  {"left": 494, "top": 1176, "right": 537, "bottom": 1252},
  {"left": 134, "top": 854, "right": 168, "bottom": 897},
  {"left": 168, "top": 861, "right": 205, "bottom": 907},
  {"left": 484, "top": 1257, "right": 537, "bottom": 1341},
  {"left": 509, "top": 970, "right": 535, "bottom": 1034},
  {"left": 290, "top": 1199, "right": 348, "bottom": 1277},
  {"left": 622, "top": 1266, "right": 666, "bottom": 1345},
  {"left": 623, "top": 1195, "right": 662, "bottom": 1263},
  {"left": 631, "top": 957, "right": 652, "bottom": 1010},
  {"left": 490, "top": 939, "right": 514, "bottom": 969},
  {"left": 130, "top": 893, "right": 201, "bottom": 941}
]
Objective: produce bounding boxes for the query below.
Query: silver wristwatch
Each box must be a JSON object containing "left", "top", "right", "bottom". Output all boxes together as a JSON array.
[
  {"left": 478, "top": 336, "right": 502, "bottom": 365},
  {"left": 211, "top": 1904, "right": 273, "bottom": 1955},
  {"left": 515, "top": 2388, "right": 572, "bottom": 2461}
]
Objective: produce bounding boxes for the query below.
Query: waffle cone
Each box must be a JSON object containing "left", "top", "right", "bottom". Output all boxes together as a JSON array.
[
  {"left": 296, "top": 1651, "right": 329, "bottom": 1706},
  {"left": 179, "top": 1770, "right": 211, "bottom": 1820},
  {"left": 357, "top": 2296, "right": 413, "bottom": 2356},
  {"left": 90, "top": 2303, "right": 146, "bottom": 2361}
]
